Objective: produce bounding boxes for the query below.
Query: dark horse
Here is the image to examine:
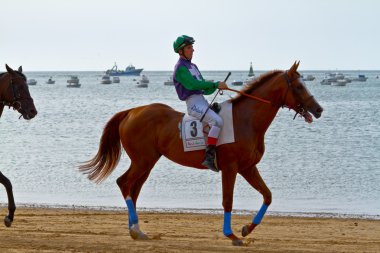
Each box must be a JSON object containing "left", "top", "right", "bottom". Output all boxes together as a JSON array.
[
  {"left": 0, "top": 64, "right": 37, "bottom": 227},
  {"left": 80, "top": 62, "right": 323, "bottom": 245}
]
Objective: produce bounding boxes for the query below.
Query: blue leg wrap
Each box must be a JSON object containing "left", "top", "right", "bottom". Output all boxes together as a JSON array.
[
  {"left": 223, "top": 212, "right": 233, "bottom": 236},
  {"left": 253, "top": 204, "right": 268, "bottom": 225},
  {"left": 128, "top": 216, "right": 132, "bottom": 229},
  {"left": 126, "top": 197, "right": 138, "bottom": 226}
]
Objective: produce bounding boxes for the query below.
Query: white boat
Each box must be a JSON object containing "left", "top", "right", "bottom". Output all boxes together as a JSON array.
[
  {"left": 101, "top": 75, "right": 112, "bottom": 84},
  {"left": 331, "top": 79, "right": 348, "bottom": 86},
  {"left": 137, "top": 75, "right": 149, "bottom": 88},
  {"left": 244, "top": 76, "right": 257, "bottom": 85},
  {"left": 27, "top": 79, "right": 37, "bottom": 85},
  {"left": 231, "top": 80, "right": 243, "bottom": 86},
  {"left": 46, "top": 77, "right": 55, "bottom": 84},
  {"left": 301, "top": 75, "right": 315, "bottom": 81},
  {"left": 321, "top": 72, "right": 348, "bottom": 85},
  {"left": 164, "top": 76, "right": 174, "bottom": 86},
  {"left": 67, "top": 76, "right": 81, "bottom": 88},
  {"left": 352, "top": 74, "right": 368, "bottom": 82},
  {"left": 112, "top": 77, "right": 120, "bottom": 83},
  {"left": 321, "top": 78, "right": 333, "bottom": 85}
]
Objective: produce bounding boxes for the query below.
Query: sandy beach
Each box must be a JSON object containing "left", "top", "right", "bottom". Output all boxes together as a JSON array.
[{"left": 0, "top": 207, "right": 379, "bottom": 252}]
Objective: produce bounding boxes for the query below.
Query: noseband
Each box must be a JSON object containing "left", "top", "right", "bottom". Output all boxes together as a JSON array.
[{"left": 282, "top": 71, "right": 314, "bottom": 119}]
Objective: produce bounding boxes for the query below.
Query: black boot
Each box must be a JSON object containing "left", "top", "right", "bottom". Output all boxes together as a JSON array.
[{"left": 202, "top": 145, "right": 219, "bottom": 172}]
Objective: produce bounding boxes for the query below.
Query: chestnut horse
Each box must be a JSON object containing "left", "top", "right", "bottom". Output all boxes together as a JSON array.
[
  {"left": 0, "top": 64, "right": 37, "bottom": 227},
  {"left": 80, "top": 62, "right": 323, "bottom": 246}
]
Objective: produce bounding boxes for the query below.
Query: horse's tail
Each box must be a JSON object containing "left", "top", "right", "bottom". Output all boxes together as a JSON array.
[{"left": 79, "top": 109, "right": 131, "bottom": 183}]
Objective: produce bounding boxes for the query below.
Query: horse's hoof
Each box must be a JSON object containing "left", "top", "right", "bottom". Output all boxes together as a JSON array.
[
  {"left": 130, "top": 230, "right": 149, "bottom": 240},
  {"left": 232, "top": 239, "right": 244, "bottom": 246},
  {"left": 242, "top": 224, "right": 250, "bottom": 237},
  {"left": 129, "top": 225, "right": 149, "bottom": 240},
  {"left": 4, "top": 216, "right": 12, "bottom": 227}
]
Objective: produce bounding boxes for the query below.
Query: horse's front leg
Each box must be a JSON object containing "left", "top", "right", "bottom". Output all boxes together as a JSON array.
[
  {"left": 221, "top": 168, "right": 244, "bottom": 246},
  {"left": 0, "top": 171, "right": 16, "bottom": 227},
  {"left": 239, "top": 165, "right": 272, "bottom": 237}
]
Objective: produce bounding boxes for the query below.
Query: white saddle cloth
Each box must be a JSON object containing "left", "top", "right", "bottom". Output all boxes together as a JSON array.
[{"left": 179, "top": 101, "right": 235, "bottom": 152}]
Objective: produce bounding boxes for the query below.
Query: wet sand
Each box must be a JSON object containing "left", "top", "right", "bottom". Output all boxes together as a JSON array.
[{"left": 0, "top": 207, "right": 379, "bottom": 252}]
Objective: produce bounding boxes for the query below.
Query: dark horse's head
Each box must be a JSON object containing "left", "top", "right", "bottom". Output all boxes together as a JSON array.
[
  {"left": 0, "top": 64, "right": 37, "bottom": 119},
  {"left": 280, "top": 61, "right": 323, "bottom": 122}
]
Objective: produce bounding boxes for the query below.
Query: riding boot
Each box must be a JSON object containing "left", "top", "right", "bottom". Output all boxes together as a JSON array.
[{"left": 202, "top": 145, "right": 219, "bottom": 172}]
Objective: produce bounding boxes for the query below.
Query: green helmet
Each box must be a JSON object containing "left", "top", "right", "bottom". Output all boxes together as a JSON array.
[{"left": 173, "top": 35, "right": 195, "bottom": 53}]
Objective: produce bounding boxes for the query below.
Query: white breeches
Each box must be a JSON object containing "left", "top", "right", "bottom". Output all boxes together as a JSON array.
[{"left": 185, "top": 94, "right": 223, "bottom": 128}]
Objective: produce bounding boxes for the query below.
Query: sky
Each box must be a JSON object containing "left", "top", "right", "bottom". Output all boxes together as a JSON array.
[{"left": 1, "top": 0, "right": 379, "bottom": 71}]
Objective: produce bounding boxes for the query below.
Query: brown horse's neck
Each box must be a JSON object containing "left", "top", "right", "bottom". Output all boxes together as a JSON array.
[{"left": 232, "top": 72, "right": 286, "bottom": 134}]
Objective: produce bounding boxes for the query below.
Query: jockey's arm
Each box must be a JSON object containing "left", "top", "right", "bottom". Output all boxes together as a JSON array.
[{"left": 176, "top": 66, "right": 218, "bottom": 95}]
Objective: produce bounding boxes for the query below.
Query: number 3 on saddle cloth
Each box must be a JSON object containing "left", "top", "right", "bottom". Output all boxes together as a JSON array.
[{"left": 179, "top": 101, "right": 235, "bottom": 152}]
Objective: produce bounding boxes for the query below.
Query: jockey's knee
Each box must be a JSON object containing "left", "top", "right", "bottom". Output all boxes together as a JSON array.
[{"left": 211, "top": 116, "right": 223, "bottom": 128}]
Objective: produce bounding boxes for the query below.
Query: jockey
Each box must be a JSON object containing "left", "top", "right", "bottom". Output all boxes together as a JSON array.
[{"left": 172, "top": 35, "right": 229, "bottom": 172}]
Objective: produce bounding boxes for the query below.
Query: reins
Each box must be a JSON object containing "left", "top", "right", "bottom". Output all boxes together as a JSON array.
[{"left": 224, "top": 87, "right": 271, "bottom": 104}]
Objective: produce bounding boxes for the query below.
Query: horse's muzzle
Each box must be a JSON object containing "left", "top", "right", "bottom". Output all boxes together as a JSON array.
[
  {"left": 309, "top": 103, "right": 323, "bottom": 119},
  {"left": 18, "top": 102, "right": 37, "bottom": 120}
]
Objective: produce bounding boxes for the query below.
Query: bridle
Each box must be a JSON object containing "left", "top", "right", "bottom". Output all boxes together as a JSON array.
[
  {"left": 282, "top": 71, "right": 315, "bottom": 119},
  {"left": 0, "top": 73, "right": 27, "bottom": 115}
]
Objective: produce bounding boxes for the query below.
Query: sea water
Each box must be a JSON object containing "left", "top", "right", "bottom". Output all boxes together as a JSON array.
[{"left": 1, "top": 70, "right": 379, "bottom": 218}]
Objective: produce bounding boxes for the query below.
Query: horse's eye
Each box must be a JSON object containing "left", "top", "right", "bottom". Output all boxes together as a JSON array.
[{"left": 297, "top": 85, "right": 303, "bottom": 90}]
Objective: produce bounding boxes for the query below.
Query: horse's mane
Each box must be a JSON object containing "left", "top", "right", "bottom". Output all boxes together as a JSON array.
[{"left": 230, "top": 70, "right": 283, "bottom": 104}]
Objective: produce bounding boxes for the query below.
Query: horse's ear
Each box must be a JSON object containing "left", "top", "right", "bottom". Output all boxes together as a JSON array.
[
  {"left": 18, "top": 66, "right": 23, "bottom": 73},
  {"left": 288, "top": 61, "right": 300, "bottom": 76},
  {"left": 5, "top": 64, "right": 14, "bottom": 73}
]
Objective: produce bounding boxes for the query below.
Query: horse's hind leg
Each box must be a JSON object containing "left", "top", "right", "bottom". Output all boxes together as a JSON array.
[
  {"left": 239, "top": 166, "right": 272, "bottom": 237},
  {"left": 116, "top": 154, "right": 160, "bottom": 240},
  {"left": 0, "top": 171, "right": 16, "bottom": 227}
]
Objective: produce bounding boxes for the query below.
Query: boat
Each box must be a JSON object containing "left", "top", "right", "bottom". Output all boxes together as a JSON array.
[
  {"left": 105, "top": 63, "right": 143, "bottom": 76},
  {"left": 101, "top": 75, "right": 112, "bottom": 84},
  {"left": 112, "top": 77, "right": 120, "bottom": 83},
  {"left": 321, "top": 78, "right": 333, "bottom": 85},
  {"left": 244, "top": 76, "right": 257, "bottom": 85},
  {"left": 248, "top": 62, "right": 255, "bottom": 77},
  {"left": 352, "top": 74, "right": 368, "bottom": 82},
  {"left": 67, "top": 76, "right": 81, "bottom": 88},
  {"left": 46, "top": 77, "right": 55, "bottom": 84},
  {"left": 301, "top": 75, "right": 315, "bottom": 81},
  {"left": 321, "top": 72, "right": 349, "bottom": 85},
  {"left": 27, "top": 79, "right": 37, "bottom": 85},
  {"left": 137, "top": 75, "right": 149, "bottom": 88},
  {"left": 331, "top": 79, "right": 348, "bottom": 86},
  {"left": 231, "top": 80, "right": 243, "bottom": 86},
  {"left": 164, "top": 76, "right": 174, "bottom": 85}
]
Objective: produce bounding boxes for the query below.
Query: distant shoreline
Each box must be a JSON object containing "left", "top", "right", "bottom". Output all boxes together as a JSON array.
[{"left": 3, "top": 203, "right": 379, "bottom": 220}]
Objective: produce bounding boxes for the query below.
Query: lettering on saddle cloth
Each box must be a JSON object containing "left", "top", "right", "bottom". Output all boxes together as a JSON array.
[{"left": 179, "top": 101, "right": 235, "bottom": 152}]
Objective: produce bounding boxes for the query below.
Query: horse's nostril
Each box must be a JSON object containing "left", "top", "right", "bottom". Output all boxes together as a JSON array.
[{"left": 317, "top": 107, "right": 323, "bottom": 113}]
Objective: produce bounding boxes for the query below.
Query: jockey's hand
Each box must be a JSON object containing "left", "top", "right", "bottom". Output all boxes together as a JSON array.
[{"left": 218, "top": 81, "right": 228, "bottom": 90}]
